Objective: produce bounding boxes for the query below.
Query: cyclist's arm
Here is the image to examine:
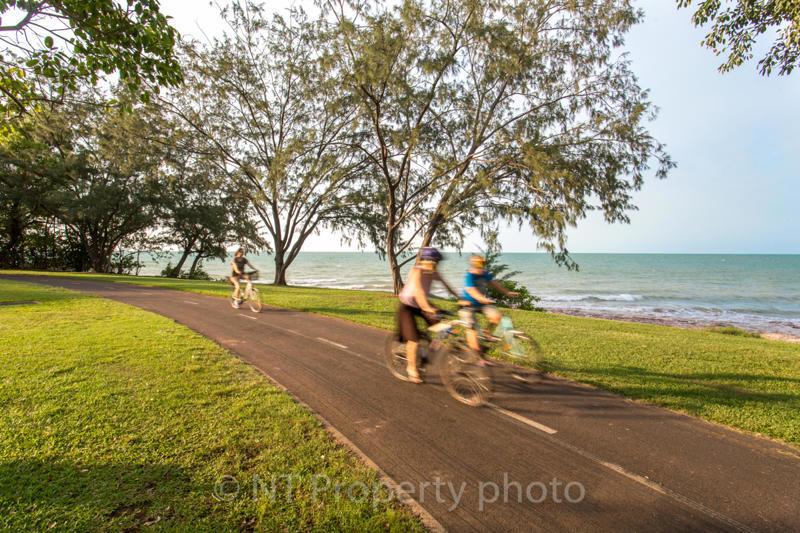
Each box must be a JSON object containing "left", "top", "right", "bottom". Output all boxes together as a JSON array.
[
  {"left": 489, "top": 280, "right": 519, "bottom": 298},
  {"left": 435, "top": 273, "right": 460, "bottom": 300},
  {"left": 245, "top": 260, "right": 258, "bottom": 272},
  {"left": 465, "top": 286, "right": 493, "bottom": 305}
]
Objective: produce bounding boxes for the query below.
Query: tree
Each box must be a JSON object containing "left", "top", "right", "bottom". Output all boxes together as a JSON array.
[
  {"left": 677, "top": 0, "right": 800, "bottom": 76},
  {"left": 46, "top": 95, "right": 164, "bottom": 272},
  {"left": 159, "top": 127, "right": 266, "bottom": 278},
  {"left": 1, "top": 0, "right": 182, "bottom": 116},
  {"left": 0, "top": 107, "right": 72, "bottom": 267},
  {"left": 167, "top": 1, "right": 364, "bottom": 285},
  {"left": 325, "top": 0, "right": 673, "bottom": 292},
  {"left": 482, "top": 248, "right": 539, "bottom": 311}
]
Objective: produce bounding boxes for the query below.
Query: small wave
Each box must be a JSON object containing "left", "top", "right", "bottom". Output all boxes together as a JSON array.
[
  {"left": 291, "top": 278, "right": 339, "bottom": 285},
  {"left": 541, "top": 293, "right": 644, "bottom": 303}
]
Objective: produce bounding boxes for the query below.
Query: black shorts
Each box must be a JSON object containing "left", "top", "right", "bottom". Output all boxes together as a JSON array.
[{"left": 397, "top": 302, "right": 438, "bottom": 343}]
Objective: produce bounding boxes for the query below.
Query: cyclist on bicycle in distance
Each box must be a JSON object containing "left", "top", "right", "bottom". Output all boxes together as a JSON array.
[
  {"left": 461, "top": 254, "right": 519, "bottom": 355},
  {"left": 230, "top": 248, "right": 258, "bottom": 309},
  {"left": 397, "top": 247, "right": 460, "bottom": 383}
]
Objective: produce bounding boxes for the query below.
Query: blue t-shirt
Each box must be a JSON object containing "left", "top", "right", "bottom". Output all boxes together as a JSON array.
[{"left": 462, "top": 270, "right": 493, "bottom": 305}]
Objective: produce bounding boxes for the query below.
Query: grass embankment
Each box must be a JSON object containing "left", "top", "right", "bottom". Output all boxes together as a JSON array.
[
  {"left": 3, "top": 271, "right": 800, "bottom": 448},
  {"left": 0, "top": 279, "right": 421, "bottom": 531}
]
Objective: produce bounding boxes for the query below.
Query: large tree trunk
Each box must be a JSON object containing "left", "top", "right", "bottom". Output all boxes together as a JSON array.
[
  {"left": 386, "top": 224, "right": 404, "bottom": 294},
  {"left": 170, "top": 246, "right": 193, "bottom": 277},
  {"left": 420, "top": 210, "right": 445, "bottom": 248},
  {"left": 188, "top": 253, "right": 203, "bottom": 278},
  {"left": 273, "top": 251, "right": 288, "bottom": 285}
]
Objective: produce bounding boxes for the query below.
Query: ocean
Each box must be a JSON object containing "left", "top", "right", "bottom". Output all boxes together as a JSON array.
[{"left": 138, "top": 253, "right": 800, "bottom": 337}]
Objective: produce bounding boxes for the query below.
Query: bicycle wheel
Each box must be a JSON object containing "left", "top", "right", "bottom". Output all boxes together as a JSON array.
[
  {"left": 384, "top": 334, "right": 409, "bottom": 381},
  {"left": 439, "top": 345, "right": 493, "bottom": 407},
  {"left": 247, "top": 288, "right": 263, "bottom": 313}
]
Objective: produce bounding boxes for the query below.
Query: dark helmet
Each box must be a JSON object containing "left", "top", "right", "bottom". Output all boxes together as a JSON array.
[{"left": 419, "top": 247, "right": 443, "bottom": 263}]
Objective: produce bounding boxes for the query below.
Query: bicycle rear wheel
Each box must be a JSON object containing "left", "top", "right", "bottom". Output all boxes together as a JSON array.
[
  {"left": 439, "top": 346, "right": 493, "bottom": 407},
  {"left": 247, "top": 288, "right": 263, "bottom": 313}
]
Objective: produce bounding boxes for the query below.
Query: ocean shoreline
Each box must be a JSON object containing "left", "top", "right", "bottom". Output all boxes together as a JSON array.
[
  {"left": 546, "top": 307, "right": 800, "bottom": 342},
  {"left": 265, "top": 278, "right": 800, "bottom": 341}
]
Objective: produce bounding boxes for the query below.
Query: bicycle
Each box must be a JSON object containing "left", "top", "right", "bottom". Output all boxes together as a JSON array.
[
  {"left": 385, "top": 302, "right": 543, "bottom": 406},
  {"left": 384, "top": 310, "right": 494, "bottom": 407},
  {"left": 486, "top": 313, "right": 542, "bottom": 382},
  {"left": 230, "top": 271, "right": 262, "bottom": 313}
]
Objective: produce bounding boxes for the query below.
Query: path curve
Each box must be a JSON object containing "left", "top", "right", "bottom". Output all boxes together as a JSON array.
[{"left": 6, "top": 275, "right": 799, "bottom": 532}]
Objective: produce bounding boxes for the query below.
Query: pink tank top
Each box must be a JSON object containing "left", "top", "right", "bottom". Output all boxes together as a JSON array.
[{"left": 399, "top": 266, "right": 434, "bottom": 308}]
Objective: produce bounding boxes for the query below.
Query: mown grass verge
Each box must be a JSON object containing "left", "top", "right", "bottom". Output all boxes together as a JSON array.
[
  {"left": 0, "top": 279, "right": 422, "bottom": 531},
  {"left": 3, "top": 270, "right": 800, "bottom": 448}
]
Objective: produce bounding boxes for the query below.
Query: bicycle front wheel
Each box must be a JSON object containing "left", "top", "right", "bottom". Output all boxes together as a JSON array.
[
  {"left": 439, "top": 346, "right": 493, "bottom": 407},
  {"left": 384, "top": 334, "right": 410, "bottom": 381},
  {"left": 247, "top": 288, "right": 263, "bottom": 313}
]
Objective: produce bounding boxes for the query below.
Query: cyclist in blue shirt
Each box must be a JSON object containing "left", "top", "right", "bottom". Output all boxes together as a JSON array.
[{"left": 461, "top": 254, "right": 518, "bottom": 354}]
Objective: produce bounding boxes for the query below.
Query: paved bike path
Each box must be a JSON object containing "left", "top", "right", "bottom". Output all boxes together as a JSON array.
[{"left": 7, "top": 275, "right": 800, "bottom": 532}]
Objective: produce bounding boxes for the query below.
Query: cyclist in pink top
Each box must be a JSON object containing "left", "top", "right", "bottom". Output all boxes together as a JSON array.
[{"left": 396, "top": 247, "right": 459, "bottom": 383}]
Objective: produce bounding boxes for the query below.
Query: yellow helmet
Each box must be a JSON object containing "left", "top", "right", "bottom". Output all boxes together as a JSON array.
[{"left": 470, "top": 255, "right": 486, "bottom": 268}]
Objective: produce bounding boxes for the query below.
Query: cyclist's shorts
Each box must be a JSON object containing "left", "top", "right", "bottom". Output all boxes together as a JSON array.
[
  {"left": 397, "top": 302, "right": 437, "bottom": 343},
  {"left": 459, "top": 304, "right": 500, "bottom": 329}
]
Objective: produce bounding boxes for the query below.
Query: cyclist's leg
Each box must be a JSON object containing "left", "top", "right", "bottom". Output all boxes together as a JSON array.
[
  {"left": 484, "top": 305, "right": 501, "bottom": 327},
  {"left": 230, "top": 276, "right": 241, "bottom": 299},
  {"left": 398, "top": 304, "right": 423, "bottom": 382},
  {"left": 462, "top": 307, "right": 480, "bottom": 352},
  {"left": 242, "top": 275, "right": 251, "bottom": 298}
]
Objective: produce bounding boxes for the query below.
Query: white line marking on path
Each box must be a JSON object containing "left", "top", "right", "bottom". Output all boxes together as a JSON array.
[
  {"left": 183, "top": 300, "right": 198, "bottom": 305},
  {"left": 533, "top": 424, "right": 756, "bottom": 533},
  {"left": 488, "top": 404, "right": 558, "bottom": 434},
  {"left": 316, "top": 337, "right": 348, "bottom": 350},
  {"left": 239, "top": 314, "right": 258, "bottom": 320}
]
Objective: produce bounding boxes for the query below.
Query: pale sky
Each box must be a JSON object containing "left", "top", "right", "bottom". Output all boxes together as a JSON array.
[{"left": 160, "top": 0, "right": 800, "bottom": 254}]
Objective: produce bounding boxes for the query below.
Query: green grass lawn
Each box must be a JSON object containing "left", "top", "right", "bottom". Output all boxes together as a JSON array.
[
  {"left": 0, "top": 279, "right": 422, "bottom": 531},
  {"left": 3, "top": 270, "right": 800, "bottom": 449}
]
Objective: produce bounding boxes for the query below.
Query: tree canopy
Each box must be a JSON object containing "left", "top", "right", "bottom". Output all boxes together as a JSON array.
[
  {"left": 167, "top": 2, "right": 365, "bottom": 284},
  {"left": 325, "top": 0, "right": 673, "bottom": 290},
  {"left": 0, "top": 0, "right": 182, "bottom": 116},
  {"left": 677, "top": 0, "right": 800, "bottom": 75}
]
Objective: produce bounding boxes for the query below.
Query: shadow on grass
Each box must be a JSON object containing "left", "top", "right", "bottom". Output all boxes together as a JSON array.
[
  {"left": 0, "top": 459, "right": 224, "bottom": 529},
  {"left": 542, "top": 363, "right": 800, "bottom": 408}
]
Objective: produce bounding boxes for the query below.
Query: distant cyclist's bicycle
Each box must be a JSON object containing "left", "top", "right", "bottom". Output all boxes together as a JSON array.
[{"left": 230, "top": 271, "right": 262, "bottom": 313}]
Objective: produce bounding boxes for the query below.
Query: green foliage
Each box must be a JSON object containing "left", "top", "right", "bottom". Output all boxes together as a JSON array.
[
  {"left": 109, "top": 247, "right": 144, "bottom": 275},
  {"left": 677, "top": 0, "right": 800, "bottom": 75},
  {"left": 0, "top": 0, "right": 183, "bottom": 115},
  {"left": 167, "top": 1, "right": 363, "bottom": 284},
  {"left": 481, "top": 249, "right": 541, "bottom": 311},
  {"left": 705, "top": 326, "right": 762, "bottom": 339},
  {"left": 157, "top": 120, "right": 266, "bottom": 279},
  {"left": 160, "top": 261, "right": 213, "bottom": 280}
]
